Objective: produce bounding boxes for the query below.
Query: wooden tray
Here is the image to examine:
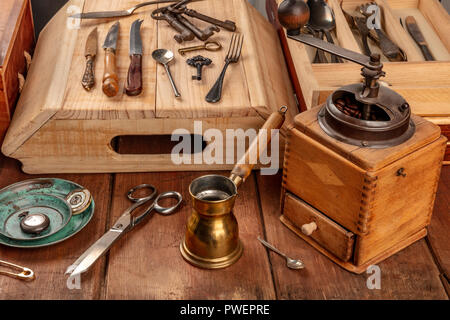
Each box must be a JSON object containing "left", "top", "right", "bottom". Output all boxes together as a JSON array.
[
  {"left": 268, "top": 0, "right": 450, "bottom": 164},
  {"left": 0, "top": 0, "right": 35, "bottom": 143},
  {"left": 1, "top": 0, "right": 297, "bottom": 173}
]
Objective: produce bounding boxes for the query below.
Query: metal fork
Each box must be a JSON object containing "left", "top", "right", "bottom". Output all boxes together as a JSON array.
[{"left": 206, "top": 33, "right": 244, "bottom": 103}]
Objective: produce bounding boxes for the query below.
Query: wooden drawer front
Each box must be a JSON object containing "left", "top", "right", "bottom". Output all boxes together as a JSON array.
[{"left": 283, "top": 192, "right": 355, "bottom": 262}]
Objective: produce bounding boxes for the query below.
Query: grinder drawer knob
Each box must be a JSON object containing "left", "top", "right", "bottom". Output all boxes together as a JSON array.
[{"left": 301, "top": 222, "right": 317, "bottom": 236}]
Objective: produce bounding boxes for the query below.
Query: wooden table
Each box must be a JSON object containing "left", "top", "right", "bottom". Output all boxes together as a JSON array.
[{"left": 0, "top": 145, "right": 448, "bottom": 299}]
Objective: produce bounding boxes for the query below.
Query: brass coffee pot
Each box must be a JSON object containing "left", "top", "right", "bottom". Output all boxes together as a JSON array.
[{"left": 180, "top": 107, "right": 287, "bottom": 269}]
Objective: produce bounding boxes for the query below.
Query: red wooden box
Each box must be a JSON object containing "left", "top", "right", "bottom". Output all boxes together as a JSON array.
[{"left": 0, "top": 0, "right": 35, "bottom": 143}]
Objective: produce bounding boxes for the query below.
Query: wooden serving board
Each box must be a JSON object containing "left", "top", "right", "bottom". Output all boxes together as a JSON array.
[{"left": 1, "top": 0, "right": 297, "bottom": 173}]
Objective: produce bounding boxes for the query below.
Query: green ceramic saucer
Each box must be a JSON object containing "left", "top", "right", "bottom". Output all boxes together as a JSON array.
[
  {"left": 0, "top": 194, "right": 73, "bottom": 241},
  {"left": 0, "top": 178, "right": 95, "bottom": 248}
]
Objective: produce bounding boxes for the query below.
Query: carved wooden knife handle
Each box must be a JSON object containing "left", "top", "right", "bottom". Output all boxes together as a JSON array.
[
  {"left": 82, "top": 55, "right": 95, "bottom": 91},
  {"left": 102, "top": 48, "right": 119, "bottom": 97},
  {"left": 126, "top": 54, "right": 143, "bottom": 96}
]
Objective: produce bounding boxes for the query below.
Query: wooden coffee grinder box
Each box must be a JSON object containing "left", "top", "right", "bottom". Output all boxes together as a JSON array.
[{"left": 276, "top": 3, "right": 447, "bottom": 273}]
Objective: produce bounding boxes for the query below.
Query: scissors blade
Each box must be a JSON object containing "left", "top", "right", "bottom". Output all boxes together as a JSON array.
[{"left": 66, "top": 227, "right": 125, "bottom": 278}]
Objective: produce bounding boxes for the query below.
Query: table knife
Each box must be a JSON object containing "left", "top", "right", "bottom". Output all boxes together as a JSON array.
[
  {"left": 126, "top": 19, "right": 144, "bottom": 96},
  {"left": 81, "top": 28, "right": 97, "bottom": 91},
  {"left": 102, "top": 22, "right": 120, "bottom": 97},
  {"left": 405, "top": 16, "right": 435, "bottom": 61}
]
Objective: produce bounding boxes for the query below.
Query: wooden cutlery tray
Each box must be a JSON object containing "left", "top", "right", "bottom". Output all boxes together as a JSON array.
[
  {"left": 268, "top": 0, "right": 450, "bottom": 164},
  {"left": 1, "top": 0, "right": 297, "bottom": 173}
]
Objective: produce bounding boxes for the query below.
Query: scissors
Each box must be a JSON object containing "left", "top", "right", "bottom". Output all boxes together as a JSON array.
[{"left": 65, "top": 184, "right": 182, "bottom": 278}]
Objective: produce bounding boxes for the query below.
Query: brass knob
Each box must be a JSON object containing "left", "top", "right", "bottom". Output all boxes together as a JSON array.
[{"left": 301, "top": 222, "right": 317, "bottom": 236}]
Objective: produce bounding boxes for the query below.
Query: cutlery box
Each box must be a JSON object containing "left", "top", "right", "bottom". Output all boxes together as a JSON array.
[
  {"left": 1, "top": 0, "right": 297, "bottom": 173},
  {"left": 280, "top": 107, "right": 447, "bottom": 273},
  {"left": 267, "top": 0, "right": 450, "bottom": 164},
  {"left": 0, "top": 0, "right": 35, "bottom": 144}
]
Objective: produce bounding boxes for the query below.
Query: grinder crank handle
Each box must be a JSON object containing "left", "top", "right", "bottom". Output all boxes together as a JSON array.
[
  {"left": 102, "top": 48, "right": 119, "bottom": 97},
  {"left": 125, "top": 54, "right": 143, "bottom": 96},
  {"left": 229, "top": 107, "right": 287, "bottom": 188}
]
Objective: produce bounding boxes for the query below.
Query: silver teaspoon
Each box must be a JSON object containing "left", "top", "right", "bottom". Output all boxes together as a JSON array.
[{"left": 257, "top": 236, "right": 304, "bottom": 270}]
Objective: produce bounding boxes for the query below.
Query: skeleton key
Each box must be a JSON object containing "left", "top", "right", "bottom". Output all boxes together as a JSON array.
[
  {"left": 175, "top": 14, "right": 220, "bottom": 41},
  {"left": 183, "top": 8, "right": 237, "bottom": 32},
  {"left": 178, "top": 40, "right": 222, "bottom": 56},
  {"left": 152, "top": 9, "right": 195, "bottom": 43}
]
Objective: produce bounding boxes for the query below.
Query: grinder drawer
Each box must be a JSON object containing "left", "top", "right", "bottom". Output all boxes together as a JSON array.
[{"left": 283, "top": 192, "right": 355, "bottom": 262}]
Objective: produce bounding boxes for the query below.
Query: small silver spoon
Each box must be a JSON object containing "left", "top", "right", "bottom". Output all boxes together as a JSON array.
[
  {"left": 152, "top": 49, "right": 181, "bottom": 98},
  {"left": 257, "top": 236, "right": 304, "bottom": 270}
]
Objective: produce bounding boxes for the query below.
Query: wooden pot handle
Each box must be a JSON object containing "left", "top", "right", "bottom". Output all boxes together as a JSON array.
[{"left": 229, "top": 106, "right": 287, "bottom": 188}]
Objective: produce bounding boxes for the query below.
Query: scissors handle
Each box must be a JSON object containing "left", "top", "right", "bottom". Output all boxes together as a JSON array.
[
  {"left": 130, "top": 190, "right": 183, "bottom": 227},
  {"left": 127, "top": 184, "right": 158, "bottom": 203}
]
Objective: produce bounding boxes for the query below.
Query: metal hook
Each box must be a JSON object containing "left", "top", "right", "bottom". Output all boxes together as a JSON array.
[{"left": 0, "top": 260, "right": 35, "bottom": 282}]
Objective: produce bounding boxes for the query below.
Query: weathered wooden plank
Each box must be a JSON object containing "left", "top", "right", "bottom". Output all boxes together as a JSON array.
[
  {"left": 0, "top": 154, "right": 112, "bottom": 299},
  {"left": 427, "top": 166, "right": 450, "bottom": 280},
  {"left": 104, "top": 137, "right": 276, "bottom": 299},
  {"left": 257, "top": 172, "right": 448, "bottom": 300}
]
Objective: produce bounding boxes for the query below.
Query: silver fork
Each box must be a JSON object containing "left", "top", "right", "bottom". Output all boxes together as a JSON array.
[{"left": 206, "top": 33, "right": 244, "bottom": 103}]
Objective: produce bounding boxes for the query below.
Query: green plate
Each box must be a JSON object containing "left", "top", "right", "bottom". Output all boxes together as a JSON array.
[
  {"left": 0, "top": 194, "right": 73, "bottom": 241},
  {"left": 0, "top": 178, "right": 94, "bottom": 248}
]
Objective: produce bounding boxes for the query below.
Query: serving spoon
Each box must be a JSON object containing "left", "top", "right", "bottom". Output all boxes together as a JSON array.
[
  {"left": 258, "top": 237, "right": 304, "bottom": 270},
  {"left": 307, "top": 0, "right": 342, "bottom": 63}
]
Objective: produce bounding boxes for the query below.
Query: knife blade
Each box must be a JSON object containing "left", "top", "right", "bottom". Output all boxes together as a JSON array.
[
  {"left": 405, "top": 16, "right": 435, "bottom": 61},
  {"left": 126, "top": 19, "right": 144, "bottom": 96},
  {"left": 81, "top": 28, "right": 97, "bottom": 91},
  {"left": 102, "top": 22, "right": 120, "bottom": 97}
]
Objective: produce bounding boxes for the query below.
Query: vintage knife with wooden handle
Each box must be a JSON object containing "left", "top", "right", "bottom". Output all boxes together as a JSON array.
[
  {"left": 102, "top": 22, "right": 120, "bottom": 97},
  {"left": 81, "top": 28, "right": 97, "bottom": 91},
  {"left": 126, "top": 19, "right": 144, "bottom": 96},
  {"left": 405, "top": 16, "right": 435, "bottom": 61}
]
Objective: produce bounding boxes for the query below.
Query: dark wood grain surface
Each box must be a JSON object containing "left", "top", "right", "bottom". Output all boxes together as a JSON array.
[{"left": 0, "top": 151, "right": 448, "bottom": 299}]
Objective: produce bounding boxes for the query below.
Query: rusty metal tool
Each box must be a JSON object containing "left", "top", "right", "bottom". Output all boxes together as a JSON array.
[
  {"left": 170, "top": 6, "right": 237, "bottom": 32},
  {"left": 175, "top": 14, "right": 220, "bottom": 41},
  {"left": 81, "top": 27, "right": 97, "bottom": 91},
  {"left": 152, "top": 8, "right": 195, "bottom": 43}
]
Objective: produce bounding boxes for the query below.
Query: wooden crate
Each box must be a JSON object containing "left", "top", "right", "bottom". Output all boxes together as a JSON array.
[
  {"left": 281, "top": 107, "right": 447, "bottom": 273},
  {"left": 267, "top": 0, "right": 450, "bottom": 163},
  {"left": 1, "top": 0, "right": 297, "bottom": 173},
  {"left": 0, "top": 0, "right": 35, "bottom": 143}
]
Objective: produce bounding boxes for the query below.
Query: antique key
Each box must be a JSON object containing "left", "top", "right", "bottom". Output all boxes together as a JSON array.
[
  {"left": 152, "top": 8, "right": 195, "bottom": 43},
  {"left": 175, "top": 14, "right": 220, "bottom": 41},
  {"left": 178, "top": 40, "right": 222, "bottom": 56},
  {"left": 187, "top": 55, "right": 212, "bottom": 80},
  {"left": 170, "top": 6, "right": 237, "bottom": 32}
]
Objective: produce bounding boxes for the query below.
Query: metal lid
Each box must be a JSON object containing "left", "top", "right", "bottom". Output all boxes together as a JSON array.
[{"left": 66, "top": 189, "right": 92, "bottom": 216}]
